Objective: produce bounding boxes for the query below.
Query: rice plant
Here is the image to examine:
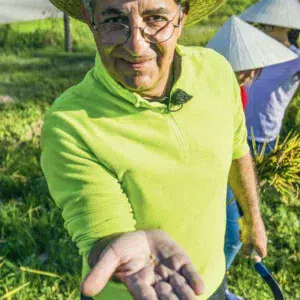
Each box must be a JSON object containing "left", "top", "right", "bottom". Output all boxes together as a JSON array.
[{"left": 251, "top": 131, "right": 300, "bottom": 205}]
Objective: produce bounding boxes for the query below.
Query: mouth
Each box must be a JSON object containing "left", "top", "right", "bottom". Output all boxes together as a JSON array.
[{"left": 120, "top": 58, "right": 154, "bottom": 69}]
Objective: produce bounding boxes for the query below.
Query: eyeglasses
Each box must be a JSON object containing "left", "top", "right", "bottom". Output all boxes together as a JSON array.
[{"left": 92, "top": 7, "right": 181, "bottom": 45}]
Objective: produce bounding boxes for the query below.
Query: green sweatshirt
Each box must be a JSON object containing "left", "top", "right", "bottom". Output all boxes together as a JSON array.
[{"left": 40, "top": 44, "right": 249, "bottom": 299}]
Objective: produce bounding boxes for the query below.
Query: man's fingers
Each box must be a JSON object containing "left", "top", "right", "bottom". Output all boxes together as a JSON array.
[
  {"left": 154, "top": 274, "right": 163, "bottom": 284},
  {"left": 125, "top": 267, "right": 159, "bottom": 300},
  {"left": 169, "top": 274, "right": 197, "bottom": 300},
  {"left": 155, "top": 263, "right": 199, "bottom": 298},
  {"left": 155, "top": 264, "right": 174, "bottom": 280},
  {"left": 252, "top": 253, "right": 262, "bottom": 263},
  {"left": 181, "top": 263, "right": 205, "bottom": 295},
  {"left": 242, "top": 243, "right": 253, "bottom": 258},
  {"left": 254, "top": 244, "right": 267, "bottom": 258},
  {"left": 159, "top": 294, "right": 180, "bottom": 300},
  {"left": 154, "top": 281, "right": 173, "bottom": 294},
  {"left": 129, "top": 282, "right": 158, "bottom": 300},
  {"left": 243, "top": 243, "right": 267, "bottom": 259},
  {"left": 154, "top": 282, "right": 179, "bottom": 300},
  {"left": 162, "top": 253, "right": 191, "bottom": 271},
  {"left": 81, "top": 246, "right": 120, "bottom": 296}
]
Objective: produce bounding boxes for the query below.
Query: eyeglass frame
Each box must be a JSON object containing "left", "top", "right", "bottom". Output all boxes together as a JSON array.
[{"left": 90, "top": 5, "right": 183, "bottom": 45}]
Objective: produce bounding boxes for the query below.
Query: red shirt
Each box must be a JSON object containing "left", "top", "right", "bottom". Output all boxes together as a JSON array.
[{"left": 240, "top": 86, "right": 248, "bottom": 111}]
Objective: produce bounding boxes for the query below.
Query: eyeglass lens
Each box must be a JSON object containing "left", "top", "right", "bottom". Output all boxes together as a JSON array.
[{"left": 97, "top": 20, "right": 176, "bottom": 45}]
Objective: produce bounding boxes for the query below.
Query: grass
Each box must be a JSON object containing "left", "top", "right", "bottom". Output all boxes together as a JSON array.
[
  {"left": 0, "top": 16, "right": 299, "bottom": 299},
  {"left": 0, "top": 23, "right": 96, "bottom": 296}
]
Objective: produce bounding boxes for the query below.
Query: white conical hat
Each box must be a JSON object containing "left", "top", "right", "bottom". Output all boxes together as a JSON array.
[
  {"left": 206, "top": 16, "right": 297, "bottom": 71},
  {"left": 0, "top": 0, "right": 62, "bottom": 24},
  {"left": 239, "top": 0, "right": 300, "bottom": 30}
]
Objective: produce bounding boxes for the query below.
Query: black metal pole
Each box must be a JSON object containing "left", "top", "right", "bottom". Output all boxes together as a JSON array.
[{"left": 64, "top": 13, "right": 72, "bottom": 52}]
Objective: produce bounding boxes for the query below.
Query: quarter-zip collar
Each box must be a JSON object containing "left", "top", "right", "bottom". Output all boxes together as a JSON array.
[{"left": 94, "top": 44, "right": 188, "bottom": 111}]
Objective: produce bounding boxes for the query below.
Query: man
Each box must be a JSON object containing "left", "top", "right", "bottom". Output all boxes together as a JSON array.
[
  {"left": 206, "top": 15, "right": 297, "bottom": 300},
  {"left": 41, "top": 0, "right": 267, "bottom": 299}
]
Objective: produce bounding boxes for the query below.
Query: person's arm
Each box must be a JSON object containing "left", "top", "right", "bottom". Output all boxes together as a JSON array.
[
  {"left": 230, "top": 71, "right": 267, "bottom": 258},
  {"left": 228, "top": 153, "right": 260, "bottom": 222},
  {"left": 40, "top": 111, "right": 137, "bottom": 262},
  {"left": 228, "top": 152, "right": 267, "bottom": 258}
]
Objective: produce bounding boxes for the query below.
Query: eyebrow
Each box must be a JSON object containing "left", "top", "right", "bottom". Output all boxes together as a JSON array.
[
  {"left": 100, "top": 7, "right": 170, "bottom": 17},
  {"left": 142, "top": 8, "right": 170, "bottom": 16},
  {"left": 101, "top": 7, "right": 129, "bottom": 17}
]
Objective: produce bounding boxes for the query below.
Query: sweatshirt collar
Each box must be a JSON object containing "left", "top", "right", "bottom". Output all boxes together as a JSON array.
[{"left": 94, "top": 45, "right": 187, "bottom": 110}]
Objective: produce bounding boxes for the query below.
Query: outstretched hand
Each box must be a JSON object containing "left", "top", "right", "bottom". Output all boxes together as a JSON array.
[{"left": 81, "top": 230, "right": 205, "bottom": 299}]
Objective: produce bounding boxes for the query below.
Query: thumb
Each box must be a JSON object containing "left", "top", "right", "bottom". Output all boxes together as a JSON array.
[
  {"left": 242, "top": 243, "right": 253, "bottom": 258},
  {"left": 81, "top": 246, "right": 120, "bottom": 296}
]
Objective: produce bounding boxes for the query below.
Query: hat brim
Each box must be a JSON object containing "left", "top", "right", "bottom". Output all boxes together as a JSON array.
[
  {"left": 49, "top": 0, "right": 227, "bottom": 26},
  {"left": 206, "top": 16, "right": 298, "bottom": 72},
  {"left": 239, "top": 0, "right": 300, "bottom": 30}
]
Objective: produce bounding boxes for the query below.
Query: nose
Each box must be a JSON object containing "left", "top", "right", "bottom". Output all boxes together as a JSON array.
[{"left": 122, "top": 26, "right": 150, "bottom": 56}]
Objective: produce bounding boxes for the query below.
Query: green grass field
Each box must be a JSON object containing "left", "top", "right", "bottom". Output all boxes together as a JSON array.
[{"left": 0, "top": 9, "right": 299, "bottom": 300}]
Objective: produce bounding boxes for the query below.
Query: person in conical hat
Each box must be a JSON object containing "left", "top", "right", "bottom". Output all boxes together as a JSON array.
[
  {"left": 41, "top": 0, "right": 268, "bottom": 299},
  {"left": 206, "top": 15, "right": 297, "bottom": 300},
  {"left": 207, "top": 15, "right": 297, "bottom": 104},
  {"left": 238, "top": 0, "right": 300, "bottom": 156}
]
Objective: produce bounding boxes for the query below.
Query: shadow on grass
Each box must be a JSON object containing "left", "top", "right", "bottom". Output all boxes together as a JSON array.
[{"left": 0, "top": 48, "right": 95, "bottom": 104}]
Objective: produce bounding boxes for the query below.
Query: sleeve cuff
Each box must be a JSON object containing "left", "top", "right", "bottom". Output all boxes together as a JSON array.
[{"left": 232, "top": 143, "right": 250, "bottom": 160}]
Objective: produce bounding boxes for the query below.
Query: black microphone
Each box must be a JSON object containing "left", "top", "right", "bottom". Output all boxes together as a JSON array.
[{"left": 167, "top": 89, "right": 193, "bottom": 112}]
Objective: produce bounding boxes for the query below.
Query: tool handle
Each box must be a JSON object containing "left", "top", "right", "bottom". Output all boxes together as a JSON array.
[
  {"left": 238, "top": 217, "right": 285, "bottom": 300},
  {"left": 254, "top": 262, "right": 285, "bottom": 300}
]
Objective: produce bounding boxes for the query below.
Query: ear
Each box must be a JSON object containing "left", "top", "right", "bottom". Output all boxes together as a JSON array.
[
  {"left": 176, "top": 3, "right": 188, "bottom": 34},
  {"left": 180, "top": 2, "right": 189, "bottom": 25},
  {"left": 180, "top": 12, "right": 188, "bottom": 27}
]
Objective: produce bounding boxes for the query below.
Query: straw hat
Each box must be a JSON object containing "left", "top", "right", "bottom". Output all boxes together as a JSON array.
[
  {"left": 49, "top": 0, "right": 227, "bottom": 26},
  {"left": 206, "top": 16, "right": 297, "bottom": 71},
  {"left": 239, "top": 0, "right": 300, "bottom": 30}
]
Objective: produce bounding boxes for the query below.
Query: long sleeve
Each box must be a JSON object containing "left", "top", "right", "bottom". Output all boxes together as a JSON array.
[{"left": 40, "top": 111, "right": 136, "bottom": 259}]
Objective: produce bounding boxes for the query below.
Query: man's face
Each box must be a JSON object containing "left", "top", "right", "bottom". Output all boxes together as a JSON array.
[
  {"left": 236, "top": 69, "right": 261, "bottom": 86},
  {"left": 261, "top": 25, "right": 290, "bottom": 36},
  {"left": 84, "top": 0, "right": 184, "bottom": 93}
]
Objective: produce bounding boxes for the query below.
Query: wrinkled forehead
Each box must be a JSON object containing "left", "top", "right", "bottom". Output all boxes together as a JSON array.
[{"left": 94, "top": 0, "right": 179, "bottom": 15}]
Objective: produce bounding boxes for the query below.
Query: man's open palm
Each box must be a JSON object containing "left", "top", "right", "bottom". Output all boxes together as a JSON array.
[{"left": 81, "top": 230, "right": 205, "bottom": 299}]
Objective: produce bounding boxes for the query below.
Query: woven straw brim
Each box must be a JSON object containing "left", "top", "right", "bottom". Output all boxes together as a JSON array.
[{"left": 49, "top": 0, "right": 227, "bottom": 26}]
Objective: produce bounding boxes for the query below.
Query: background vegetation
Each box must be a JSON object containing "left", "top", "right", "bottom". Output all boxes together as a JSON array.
[{"left": 0, "top": 0, "right": 299, "bottom": 298}]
